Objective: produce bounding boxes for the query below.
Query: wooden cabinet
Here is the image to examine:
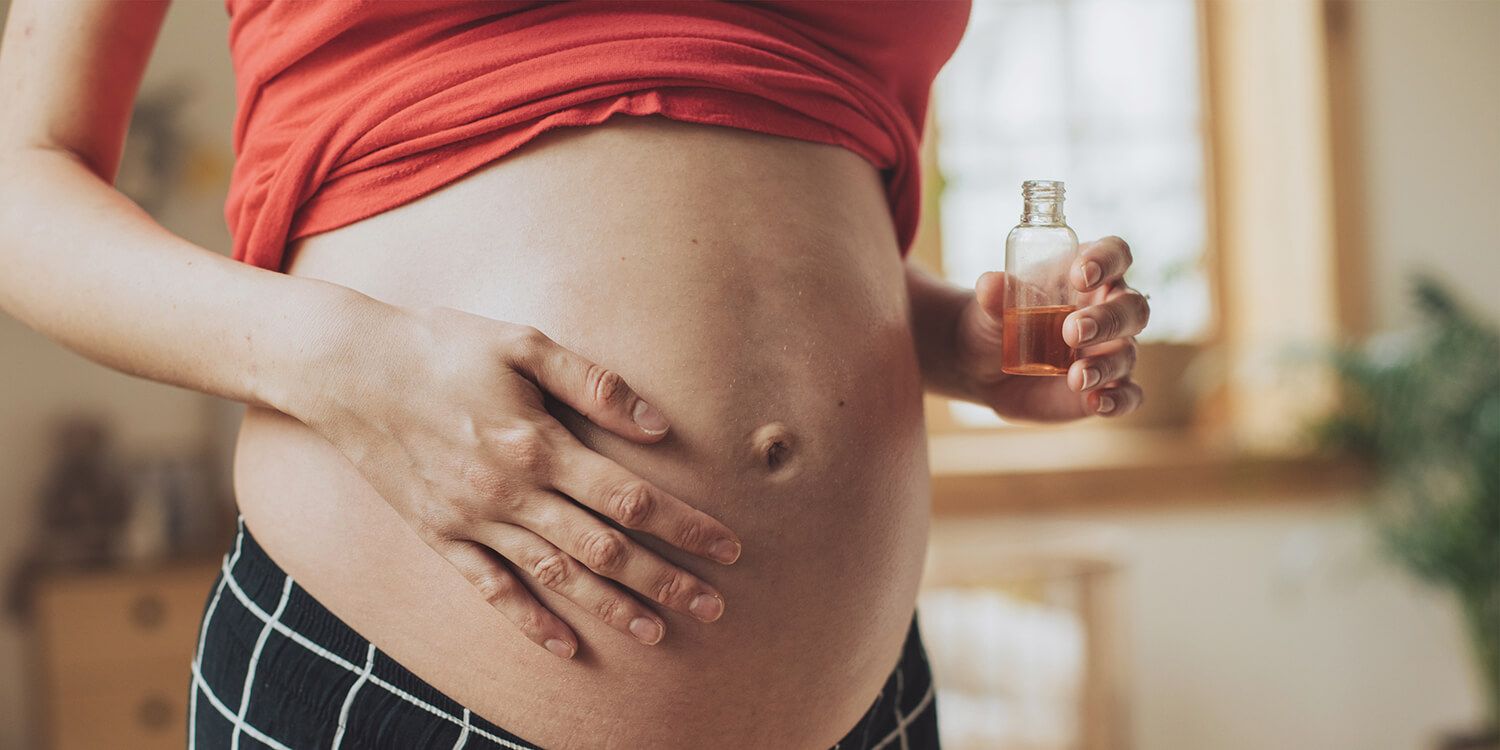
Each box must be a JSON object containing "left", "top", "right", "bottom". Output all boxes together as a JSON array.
[{"left": 31, "top": 563, "right": 221, "bottom": 750}]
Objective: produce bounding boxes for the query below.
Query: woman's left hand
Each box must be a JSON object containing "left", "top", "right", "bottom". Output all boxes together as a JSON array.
[{"left": 954, "top": 236, "right": 1151, "bottom": 422}]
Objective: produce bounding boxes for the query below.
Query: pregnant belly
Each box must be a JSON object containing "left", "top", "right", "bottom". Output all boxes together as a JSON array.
[{"left": 232, "top": 116, "right": 932, "bottom": 749}]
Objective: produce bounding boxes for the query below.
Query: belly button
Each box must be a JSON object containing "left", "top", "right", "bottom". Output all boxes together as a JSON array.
[{"left": 748, "top": 422, "right": 798, "bottom": 475}]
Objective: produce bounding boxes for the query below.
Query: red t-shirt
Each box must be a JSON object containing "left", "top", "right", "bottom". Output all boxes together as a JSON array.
[{"left": 224, "top": 0, "right": 971, "bottom": 271}]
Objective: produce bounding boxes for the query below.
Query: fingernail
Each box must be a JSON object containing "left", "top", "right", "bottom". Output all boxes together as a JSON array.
[
  {"left": 689, "top": 593, "right": 724, "bottom": 622},
  {"left": 708, "top": 539, "right": 741, "bottom": 564},
  {"left": 629, "top": 617, "right": 663, "bottom": 645},
  {"left": 1074, "top": 317, "right": 1099, "bottom": 345},
  {"left": 632, "top": 400, "right": 669, "bottom": 435},
  {"left": 1083, "top": 261, "right": 1102, "bottom": 288},
  {"left": 544, "top": 639, "right": 575, "bottom": 658},
  {"left": 1097, "top": 395, "right": 1116, "bottom": 415},
  {"left": 1082, "top": 368, "right": 1101, "bottom": 390}
]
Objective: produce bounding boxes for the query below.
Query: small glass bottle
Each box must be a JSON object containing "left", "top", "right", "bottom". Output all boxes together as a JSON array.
[{"left": 1002, "top": 179, "right": 1079, "bottom": 376}]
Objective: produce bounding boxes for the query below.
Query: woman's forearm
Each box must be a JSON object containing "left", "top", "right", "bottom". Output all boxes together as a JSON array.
[
  {"left": 0, "top": 145, "right": 374, "bottom": 417},
  {"left": 904, "top": 261, "right": 978, "bottom": 402}
]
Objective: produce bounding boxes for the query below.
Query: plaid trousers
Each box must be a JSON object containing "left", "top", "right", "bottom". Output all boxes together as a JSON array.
[{"left": 188, "top": 519, "right": 940, "bottom": 749}]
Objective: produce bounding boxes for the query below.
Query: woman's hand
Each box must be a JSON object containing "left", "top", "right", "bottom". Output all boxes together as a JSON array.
[
  {"left": 290, "top": 302, "right": 742, "bottom": 659},
  {"left": 954, "top": 236, "right": 1150, "bottom": 422}
]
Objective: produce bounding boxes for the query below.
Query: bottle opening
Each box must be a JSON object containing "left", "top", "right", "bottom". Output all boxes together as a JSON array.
[{"left": 1021, "top": 179, "right": 1066, "bottom": 225}]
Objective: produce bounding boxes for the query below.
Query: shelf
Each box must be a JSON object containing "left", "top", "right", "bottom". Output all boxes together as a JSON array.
[{"left": 927, "top": 428, "right": 1366, "bottom": 515}]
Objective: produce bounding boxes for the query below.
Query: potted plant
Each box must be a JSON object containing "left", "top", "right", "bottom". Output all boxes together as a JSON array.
[{"left": 1313, "top": 277, "right": 1499, "bottom": 749}]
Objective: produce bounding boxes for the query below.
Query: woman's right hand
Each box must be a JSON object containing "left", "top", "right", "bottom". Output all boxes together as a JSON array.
[{"left": 288, "top": 301, "right": 742, "bottom": 659}]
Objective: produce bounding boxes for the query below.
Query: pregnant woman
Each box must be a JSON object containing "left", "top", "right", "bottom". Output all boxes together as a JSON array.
[{"left": 0, "top": 1, "right": 1149, "bottom": 747}]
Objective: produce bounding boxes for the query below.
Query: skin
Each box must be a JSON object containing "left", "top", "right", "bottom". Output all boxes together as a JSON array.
[{"left": 0, "top": 1, "right": 1148, "bottom": 746}]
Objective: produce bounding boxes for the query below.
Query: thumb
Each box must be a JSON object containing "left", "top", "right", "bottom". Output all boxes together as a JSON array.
[
  {"left": 958, "top": 272, "right": 1009, "bottom": 382},
  {"left": 975, "top": 271, "right": 1007, "bottom": 323},
  {"left": 506, "top": 328, "right": 670, "bottom": 443}
]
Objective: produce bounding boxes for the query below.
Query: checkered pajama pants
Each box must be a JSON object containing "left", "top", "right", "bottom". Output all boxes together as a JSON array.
[{"left": 188, "top": 519, "right": 940, "bottom": 749}]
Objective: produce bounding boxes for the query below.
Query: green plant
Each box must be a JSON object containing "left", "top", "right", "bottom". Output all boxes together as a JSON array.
[{"left": 1313, "top": 276, "right": 1500, "bottom": 728}]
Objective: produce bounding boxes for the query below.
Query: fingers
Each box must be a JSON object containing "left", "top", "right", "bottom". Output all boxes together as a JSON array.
[
  {"left": 1066, "top": 236, "right": 1146, "bottom": 417},
  {"left": 517, "top": 497, "right": 728, "bottom": 622},
  {"left": 439, "top": 539, "right": 578, "bottom": 659},
  {"left": 1064, "top": 286, "right": 1150, "bottom": 348},
  {"left": 1087, "top": 378, "right": 1144, "bottom": 418},
  {"left": 475, "top": 522, "right": 671, "bottom": 646},
  {"left": 505, "top": 326, "right": 670, "bottom": 443},
  {"left": 1072, "top": 236, "right": 1133, "bottom": 292},
  {"left": 1067, "top": 337, "right": 1137, "bottom": 393},
  {"left": 553, "top": 436, "right": 742, "bottom": 565}
]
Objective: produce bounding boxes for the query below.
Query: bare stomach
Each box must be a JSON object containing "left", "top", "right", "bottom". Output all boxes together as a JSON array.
[{"left": 233, "top": 116, "right": 932, "bottom": 749}]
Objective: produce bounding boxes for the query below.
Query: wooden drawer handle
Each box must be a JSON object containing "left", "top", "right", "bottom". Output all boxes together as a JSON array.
[{"left": 130, "top": 593, "right": 167, "bottom": 631}]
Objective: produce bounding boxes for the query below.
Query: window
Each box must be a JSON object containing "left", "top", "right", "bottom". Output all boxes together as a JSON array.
[
  {"left": 922, "top": 0, "right": 1347, "bottom": 454},
  {"left": 929, "top": 0, "right": 1213, "bottom": 427}
]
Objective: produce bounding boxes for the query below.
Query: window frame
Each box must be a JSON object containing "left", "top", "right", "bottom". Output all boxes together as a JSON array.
[{"left": 916, "top": 0, "right": 1359, "bottom": 499}]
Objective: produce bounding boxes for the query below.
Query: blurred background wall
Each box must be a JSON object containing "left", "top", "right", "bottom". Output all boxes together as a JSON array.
[
  {"left": 1349, "top": 0, "right": 1500, "bottom": 330},
  {"left": 0, "top": 1, "right": 1496, "bottom": 749}
]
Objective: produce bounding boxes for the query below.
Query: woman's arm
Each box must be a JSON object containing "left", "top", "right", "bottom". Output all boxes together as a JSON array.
[
  {"left": 0, "top": 0, "right": 743, "bottom": 658},
  {"left": 0, "top": 0, "right": 351, "bottom": 414},
  {"left": 905, "top": 261, "right": 976, "bottom": 402}
]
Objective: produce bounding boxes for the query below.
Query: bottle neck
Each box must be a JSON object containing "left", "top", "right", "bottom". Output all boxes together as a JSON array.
[
  {"left": 1020, "top": 180, "right": 1066, "bottom": 226},
  {"left": 1021, "top": 198, "right": 1065, "bottom": 226}
]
